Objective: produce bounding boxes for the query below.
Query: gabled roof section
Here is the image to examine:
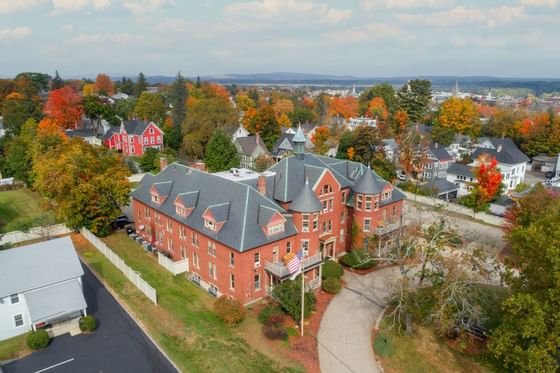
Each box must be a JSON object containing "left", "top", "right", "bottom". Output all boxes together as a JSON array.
[
  {"left": 122, "top": 120, "right": 150, "bottom": 135},
  {"left": 236, "top": 135, "right": 269, "bottom": 155},
  {"left": 207, "top": 202, "right": 230, "bottom": 223},
  {"left": 175, "top": 191, "right": 199, "bottom": 208},
  {"left": 473, "top": 137, "right": 529, "bottom": 165},
  {"left": 151, "top": 181, "right": 173, "bottom": 196},
  {"left": 448, "top": 163, "right": 475, "bottom": 178},
  {"left": 353, "top": 167, "right": 385, "bottom": 194},
  {"left": 289, "top": 180, "right": 323, "bottom": 213},
  {"left": 103, "top": 126, "right": 120, "bottom": 140},
  {"left": 131, "top": 163, "right": 297, "bottom": 252},
  {"left": 429, "top": 143, "right": 453, "bottom": 161},
  {"left": 257, "top": 204, "right": 281, "bottom": 225}
]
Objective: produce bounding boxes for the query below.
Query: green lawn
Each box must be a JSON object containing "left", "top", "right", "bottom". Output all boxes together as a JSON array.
[
  {"left": 0, "top": 333, "right": 30, "bottom": 361},
  {"left": 73, "top": 232, "right": 303, "bottom": 373},
  {"left": 0, "top": 189, "right": 44, "bottom": 233}
]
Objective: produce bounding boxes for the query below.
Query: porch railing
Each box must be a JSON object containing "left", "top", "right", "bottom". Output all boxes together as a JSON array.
[{"left": 264, "top": 252, "right": 323, "bottom": 279}]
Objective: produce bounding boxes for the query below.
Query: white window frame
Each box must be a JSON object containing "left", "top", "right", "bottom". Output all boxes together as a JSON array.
[
  {"left": 254, "top": 252, "right": 261, "bottom": 268},
  {"left": 301, "top": 240, "right": 309, "bottom": 256},
  {"left": 302, "top": 214, "right": 310, "bottom": 232},
  {"left": 13, "top": 314, "right": 24, "bottom": 328},
  {"left": 10, "top": 294, "right": 19, "bottom": 304},
  {"left": 364, "top": 218, "right": 371, "bottom": 232}
]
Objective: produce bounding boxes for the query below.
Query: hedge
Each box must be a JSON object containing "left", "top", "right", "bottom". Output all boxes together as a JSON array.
[
  {"left": 214, "top": 295, "right": 246, "bottom": 325},
  {"left": 258, "top": 303, "right": 283, "bottom": 324},
  {"left": 322, "top": 277, "right": 342, "bottom": 294},
  {"left": 322, "top": 259, "right": 343, "bottom": 279},
  {"left": 340, "top": 249, "right": 376, "bottom": 269},
  {"left": 79, "top": 315, "right": 97, "bottom": 332},
  {"left": 27, "top": 330, "right": 49, "bottom": 350}
]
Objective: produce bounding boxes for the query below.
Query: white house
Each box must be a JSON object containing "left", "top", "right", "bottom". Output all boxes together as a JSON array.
[
  {"left": 231, "top": 125, "right": 250, "bottom": 142},
  {"left": 472, "top": 137, "right": 530, "bottom": 191},
  {"left": 446, "top": 162, "right": 476, "bottom": 197},
  {"left": 345, "top": 117, "right": 377, "bottom": 131},
  {"left": 0, "top": 237, "right": 87, "bottom": 340}
]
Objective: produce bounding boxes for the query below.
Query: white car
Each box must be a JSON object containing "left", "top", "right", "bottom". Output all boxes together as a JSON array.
[{"left": 397, "top": 170, "right": 408, "bottom": 181}]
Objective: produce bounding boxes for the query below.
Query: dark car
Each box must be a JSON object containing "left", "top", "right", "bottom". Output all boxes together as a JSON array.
[{"left": 112, "top": 215, "right": 134, "bottom": 230}]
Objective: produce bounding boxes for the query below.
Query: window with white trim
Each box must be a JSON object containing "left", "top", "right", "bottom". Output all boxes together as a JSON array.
[
  {"left": 192, "top": 252, "right": 200, "bottom": 268},
  {"left": 230, "top": 273, "right": 235, "bottom": 290},
  {"left": 208, "top": 241, "right": 216, "bottom": 256},
  {"left": 229, "top": 252, "right": 235, "bottom": 267},
  {"left": 302, "top": 214, "right": 310, "bottom": 232},
  {"left": 144, "top": 137, "right": 148, "bottom": 145},
  {"left": 176, "top": 206, "right": 186, "bottom": 216},
  {"left": 254, "top": 273, "right": 261, "bottom": 290},
  {"left": 340, "top": 228, "right": 345, "bottom": 242},
  {"left": 341, "top": 191, "right": 347, "bottom": 204},
  {"left": 192, "top": 232, "right": 199, "bottom": 247},
  {"left": 356, "top": 194, "right": 363, "bottom": 210},
  {"left": 166, "top": 219, "right": 173, "bottom": 232},
  {"left": 149, "top": 127, "right": 155, "bottom": 134},
  {"left": 167, "top": 237, "right": 174, "bottom": 252},
  {"left": 204, "top": 218, "right": 215, "bottom": 231},
  {"left": 10, "top": 294, "right": 19, "bottom": 304},
  {"left": 301, "top": 240, "right": 309, "bottom": 256},
  {"left": 180, "top": 244, "right": 186, "bottom": 259},
  {"left": 145, "top": 207, "right": 151, "bottom": 220},
  {"left": 179, "top": 226, "right": 186, "bottom": 240},
  {"left": 286, "top": 241, "right": 292, "bottom": 253},
  {"left": 268, "top": 223, "right": 284, "bottom": 236},
  {"left": 14, "top": 314, "right": 23, "bottom": 327},
  {"left": 364, "top": 218, "right": 371, "bottom": 232},
  {"left": 151, "top": 194, "right": 159, "bottom": 203},
  {"left": 254, "top": 252, "right": 260, "bottom": 267},
  {"left": 313, "top": 214, "right": 319, "bottom": 231},
  {"left": 365, "top": 195, "right": 372, "bottom": 211}
]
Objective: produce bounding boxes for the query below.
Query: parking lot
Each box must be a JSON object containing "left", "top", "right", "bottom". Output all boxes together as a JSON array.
[{"left": 3, "top": 264, "right": 177, "bottom": 373}]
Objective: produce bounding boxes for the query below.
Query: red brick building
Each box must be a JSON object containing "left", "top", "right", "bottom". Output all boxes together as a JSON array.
[
  {"left": 103, "top": 120, "right": 164, "bottom": 156},
  {"left": 131, "top": 129, "right": 405, "bottom": 304}
]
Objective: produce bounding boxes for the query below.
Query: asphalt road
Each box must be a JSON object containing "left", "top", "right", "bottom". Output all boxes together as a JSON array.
[{"left": 4, "top": 263, "right": 177, "bottom": 373}]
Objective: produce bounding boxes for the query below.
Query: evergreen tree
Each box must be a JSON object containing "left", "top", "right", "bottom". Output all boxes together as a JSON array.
[
  {"left": 135, "top": 72, "right": 147, "bottom": 96},
  {"left": 204, "top": 131, "right": 239, "bottom": 172},
  {"left": 167, "top": 72, "right": 188, "bottom": 150},
  {"left": 195, "top": 76, "right": 201, "bottom": 88},
  {"left": 119, "top": 77, "right": 135, "bottom": 95},
  {"left": 397, "top": 79, "right": 432, "bottom": 123},
  {"left": 51, "top": 70, "right": 64, "bottom": 90}
]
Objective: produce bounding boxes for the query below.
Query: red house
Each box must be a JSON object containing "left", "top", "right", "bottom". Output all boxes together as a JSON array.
[
  {"left": 103, "top": 120, "right": 164, "bottom": 156},
  {"left": 131, "top": 128, "right": 405, "bottom": 304}
]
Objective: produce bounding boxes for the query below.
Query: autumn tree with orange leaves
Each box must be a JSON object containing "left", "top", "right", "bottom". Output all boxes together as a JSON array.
[
  {"left": 44, "top": 87, "right": 83, "bottom": 129},
  {"left": 436, "top": 97, "right": 481, "bottom": 136},
  {"left": 366, "top": 97, "right": 388, "bottom": 121},
  {"left": 328, "top": 96, "right": 358, "bottom": 120},
  {"left": 460, "top": 155, "right": 503, "bottom": 211},
  {"left": 312, "top": 126, "right": 330, "bottom": 155},
  {"left": 392, "top": 109, "right": 409, "bottom": 136},
  {"left": 94, "top": 73, "right": 114, "bottom": 96}
]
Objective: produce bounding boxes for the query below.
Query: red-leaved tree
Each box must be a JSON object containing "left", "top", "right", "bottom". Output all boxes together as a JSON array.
[{"left": 44, "top": 87, "right": 83, "bottom": 129}]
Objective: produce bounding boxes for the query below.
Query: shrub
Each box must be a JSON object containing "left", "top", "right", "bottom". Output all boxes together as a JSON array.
[
  {"left": 262, "top": 323, "right": 288, "bottom": 340},
  {"left": 340, "top": 249, "right": 376, "bottom": 269},
  {"left": 79, "top": 315, "right": 98, "bottom": 332},
  {"left": 373, "top": 333, "right": 394, "bottom": 357},
  {"left": 26, "top": 330, "right": 49, "bottom": 350},
  {"left": 258, "top": 303, "right": 283, "bottom": 324},
  {"left": 214, "top": 296, "right": 246, "bottom": 325},
  {"left": 322, "top": 259, "right": 343, "bottom": 279},
  {"left": 322, "top": 277, "right": 342, "bottom": 294},
  {"left": 272, "top": 277, "right": 316, "bottom": 321}
]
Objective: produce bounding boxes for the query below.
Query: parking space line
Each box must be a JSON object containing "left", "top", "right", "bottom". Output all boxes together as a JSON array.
[{"left": 33, "top": 358, "right": 74, "bottom": 373}]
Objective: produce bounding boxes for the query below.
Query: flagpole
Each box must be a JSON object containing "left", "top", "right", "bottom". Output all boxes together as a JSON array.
[{"left": 300, "top": 258, "right": 305, "bottom": 337}]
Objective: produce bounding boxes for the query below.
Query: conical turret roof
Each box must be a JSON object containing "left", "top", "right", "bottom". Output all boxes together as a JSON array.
[
  {"left": 353, "top": 167, "right": 384, "bottom": 194},
  {"left": 289, "top": 179, "right": 322, "bottom": 213}
]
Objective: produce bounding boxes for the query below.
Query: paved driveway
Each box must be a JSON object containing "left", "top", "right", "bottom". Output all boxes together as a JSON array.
[
  {"left": 318, "top": 267, "right": 401, "bottom": 373},
  {"left": 4, "top": 264, "right": 177, "bottom": 373}
]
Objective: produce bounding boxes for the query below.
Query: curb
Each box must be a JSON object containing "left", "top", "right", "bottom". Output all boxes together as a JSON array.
[{"left": 79, "top": 258, "right": 181, "bottom": 373}]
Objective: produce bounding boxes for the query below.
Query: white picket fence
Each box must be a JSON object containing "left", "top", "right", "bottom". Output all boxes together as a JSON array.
[
  {"left": 157, "top": 253, "right": 189, "bottom": 276},
  {"left": 80, "top": 227, "right": 157, "bottom": 305},
  {"left": 0, "top": 224, "right": 71, "bottom": 246}
]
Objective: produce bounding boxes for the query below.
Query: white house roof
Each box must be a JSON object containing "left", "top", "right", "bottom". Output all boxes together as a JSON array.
[
  {"left": 0, "top": 236, "right": 84, "bottom": 298},
  {"left": 25, "top": 279, "right": 87, "bottom": 324}
]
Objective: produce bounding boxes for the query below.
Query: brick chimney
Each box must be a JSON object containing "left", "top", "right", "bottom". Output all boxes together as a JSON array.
[
  {"left": 257, "top": 175, "right": 266, "bottom": 195},
  {"left": 159, "top": 157, "right": 168, "bottom": 170}
]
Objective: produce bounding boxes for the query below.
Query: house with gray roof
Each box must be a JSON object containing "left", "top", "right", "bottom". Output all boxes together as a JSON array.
[
  {"left": 233, "top": 133, "right": 270, "bottom": 170},
  {"left": 446, "top": 162, "right": 476, "bottom": 197},
  {"left": 421, "top": 143, "right": 454, "bottom": 181},
  {"left": 271, "top": 127, "right": 314, "bottom": 161},
  {"left": 0, "top": 237, "right": 87, "bottom": 340},
  {"left": 473, "top": 137, "right": 530, "bottom": 191}
]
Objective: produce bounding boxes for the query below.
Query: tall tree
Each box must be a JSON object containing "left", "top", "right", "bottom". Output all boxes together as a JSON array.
[
  {"left": 366, "top": 97, "right": 388, "bottom": 121},
  {"left": 328, "top": 96, "right": 358, "bottom": 120},
  {"left": 436, "top": 97, "right": 481, "bottom": 136},
  {"left": 351, "top": 126, "right": 382, "bottom": 165},
  {"left": 167, "top": 72, "right": 188, "bottom": 150},
  {"left": 14, "top": 72, "right": 50, "bottom": 93},
  {"left": 336, "top": 130, "right": 354, "bottom": 159},
  {"left": 44, "top": 87, "right": 83, "bottom": 129},
  {"left": 135, "top": 72, "right": 148, "bottom": 96},
  {"left": 359, "top": 83, "right": 397, "bottom": 116},
  {"left": 254, "top": 105, "right": 280, "bottom": 151},
  {"left": 83, "top": 95, "right": 113, "bottom": 136},
  {"left": 4, "top": 118, "right": 37, "bottom": 185},
  {"left": 51, "top": 70, "right": 64, "bottom": 90},
  {"left": 489, "top": 195, "right": 560, "bottom": 372},
  {"left": 117, "top": 77, "right": 135, "bottom": 95},
  {"left": 94, "top": 73, "right": 114, "bottom": 96},
  {"left": 397, "top": 79, "right": 431, "bottom": 123},
  {"left": 204, "top": 131, "right": 240, "bottom": 172},
  {"left": 0, "top": 79, "right": 16, "bottom": 111},
  {"left": 312, "top": 126, "right": 330, "bottom": 155},
  {"left": 1, "top": 92, "right": 43, "bottom": 136},
  {"left": 134, "top": 92, "right": 166, "bottom": 123},
  {"left": 182, "top": 97, "right": 238, "bottom": 159},
  {"left": 460, "top": 155, "right": 503, "bottom": 211}
]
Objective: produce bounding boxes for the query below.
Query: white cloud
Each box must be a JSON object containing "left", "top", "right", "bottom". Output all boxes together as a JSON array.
[
  {"left": 152, "top": 18, "right": 187, "bottom": 32},
  {"left": 225, "top": 0, "right": 352, "bottom": 25},
  {"left": 521, "top": 0, "right": 557, "bottom": 7},
  {"left": 326, "top": 23, "right": 401, "bottom": 43},
  {"left": 68, "top": 33, "right": 144, "bottom": 44},
  {"left": 0, "top": 0, "right": 47, "bottom": 13},
  {"left": 0, "top": 27, "right": 32, "bottom": 41},
  {"left": 123, "top": 0, "right": 175, "bottom": 15},
  {"left": 396, "top": 6, "right": 525, "bottom": 27},
  {"left": 59, "top": 24, "right": 73, "bottom": 31}
]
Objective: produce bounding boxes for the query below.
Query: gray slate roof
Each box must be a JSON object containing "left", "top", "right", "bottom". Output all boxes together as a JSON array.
[
  {"left": 103, "top": 126, "right": 120, "bottom": 140},
  {"left": 429, "top": 143, "right": 454, "bottom": 162},
  {"left": 123, "top": 120, "right": 150, "bottom": 135},
  {"left": 207, "top": 202, "right": 230, "bottom": 222},
  {"left": 132, "top": 163, "right": 297, "bottom": 252},
  {"left": 25, "top": 279, "right": 87, "bottom": 323},
  {"left": 289, "top": 180, "right": 323, "bottom": 213},
  {"left": 473, "top": 137, "right": 530, "bottom": 165},
  {"left": 448, "top": 162, "right": 475, "bottom": 178},
  {"left": 176, "top": 191, "right": 199, "bottom": 208},
  {"left": 0, "top": 237, "right": 84, "bottom": 298},
  {"left": 353, "top": 167, "right": 385, "bottom": 194},
  {"left": 422, "top": 179, "right": 459, "bottom": 194},
  {"left": 235, "top": 135, "right": 269, "bottom": 155}
]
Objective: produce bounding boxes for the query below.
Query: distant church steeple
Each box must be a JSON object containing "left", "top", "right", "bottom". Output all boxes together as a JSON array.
[{"left": 452, "top": 80, "right": 460, "bottom": 97}]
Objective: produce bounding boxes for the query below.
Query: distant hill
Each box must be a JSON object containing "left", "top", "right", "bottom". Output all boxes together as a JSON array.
[{"left": 138, "top": 72, "right": 560, "bottom": 95}]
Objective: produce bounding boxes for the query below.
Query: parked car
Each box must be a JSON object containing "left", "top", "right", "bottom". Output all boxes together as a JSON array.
[
  {"left": 397, "top": 170, "right": 408, "bottom": 181},
  {"left": 112, "top": 215, "right": 133, "bottom": 230}
]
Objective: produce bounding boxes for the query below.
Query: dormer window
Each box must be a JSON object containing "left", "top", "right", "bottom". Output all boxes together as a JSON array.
[
  {"left": 267, "top": 223, "right": 285, "bottom": 236},
  {"left": 152, "top": 194, "right": 159, "bottom": 203},
  {"left": 176, "top": 206, "right": 186, "bottom": 216},
  {"left": 382, "top": 191, "right": 392, "bottom": 200},
  {"left": 204, "top": 218, "right": 216, "bottom": 231}
]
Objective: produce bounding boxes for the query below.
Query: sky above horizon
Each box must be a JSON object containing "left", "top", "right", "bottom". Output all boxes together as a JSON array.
[{"left": 1, "top": 0, "right": 559, "bottom": 79}]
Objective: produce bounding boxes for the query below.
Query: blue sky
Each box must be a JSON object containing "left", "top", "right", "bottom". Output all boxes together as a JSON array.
[{"left": 0, "top": 0, "right": 559, "bottom": 78}]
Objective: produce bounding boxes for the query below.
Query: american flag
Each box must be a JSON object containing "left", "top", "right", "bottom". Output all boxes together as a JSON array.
[{"left": 287, "top": 251, "right": 303, "bottom": 278}]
